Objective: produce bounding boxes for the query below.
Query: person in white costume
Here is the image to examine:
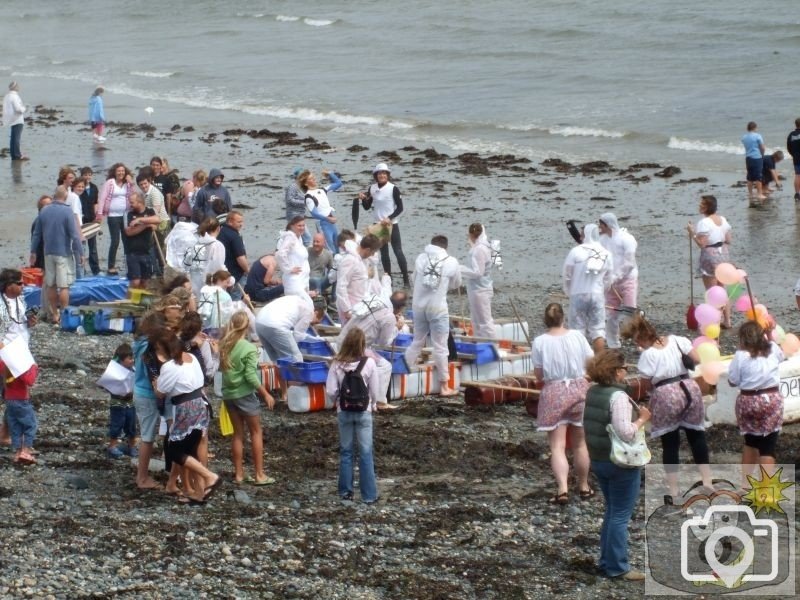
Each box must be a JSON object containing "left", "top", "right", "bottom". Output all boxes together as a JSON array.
[
  {"left": 598, "top": 212, "right": 638, "bottom": 349},
  {"left": 460, "top": 222, "right": 498, "bottom": 339},
  {"left": 404, "top": 235, "right": 462, "bottom": 397}
]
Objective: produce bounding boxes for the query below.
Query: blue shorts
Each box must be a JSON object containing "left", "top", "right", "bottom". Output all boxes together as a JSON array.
[
  {"left": 794, "top": 162, "right": 800, "bottom": 175},
  {"left": 126, "top": 253, "right": 153, "bottom": 280},
  {"left": 746, "top": 156, "right": 763, "bottom": 182},
  {"left": 109, "top": 405, "right": 137, "bottom": 440}
]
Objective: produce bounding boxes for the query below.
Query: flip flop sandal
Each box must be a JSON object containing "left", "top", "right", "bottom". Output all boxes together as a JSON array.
[
  {"left": 578, "top": 488, "right": 596, "bottom": 500},
  {"left": 549, "top": 492, "right": 569, "bottom": 505},
  {"left": 250, "top": 477, "right": 276, "bottom": 486},
  {"left": 203, "top": 477, "right": 223, "bottom": 501}
]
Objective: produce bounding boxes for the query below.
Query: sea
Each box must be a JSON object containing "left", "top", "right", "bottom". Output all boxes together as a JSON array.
[{"left": 2, "top": 0, "right": 798, "bottom": 174}]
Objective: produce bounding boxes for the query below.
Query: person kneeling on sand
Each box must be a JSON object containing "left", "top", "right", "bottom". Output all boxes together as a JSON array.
[{"left": 404, "top": 235, "right": 462, "bottom": 397}]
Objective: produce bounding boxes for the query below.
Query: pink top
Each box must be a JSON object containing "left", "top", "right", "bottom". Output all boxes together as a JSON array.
[
  {"left": 97, "top": 178, "right": 133, "bottom": 217},
  {"left": 609, "top": 391, "right": 638, "bottom": 442}
]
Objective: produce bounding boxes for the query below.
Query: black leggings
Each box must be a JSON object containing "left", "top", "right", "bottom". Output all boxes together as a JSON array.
[
  {"left": 380, "top": 223, "right": 409, "bottom": 278},
  {"left": 661, "top": 427, "right": 710, "bottom": 469},
  {"left": 744, "top": 431, "right": 779, "bottom": 457},
  {"left": 165, "top": 429, "right": 203, "bottom": 467}
]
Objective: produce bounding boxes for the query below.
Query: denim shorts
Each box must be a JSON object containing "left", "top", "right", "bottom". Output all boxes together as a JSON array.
[
  {"left": 794, "top": 162, "right": 800, "bottom": 175},
  {"left": 133, "top": 395, "right": 172, "bottom": 442},
  {"left": 126, "top": 253, "right": 153, "bottom": 280},
  {"left": 746, "top": 156, "right": 763, "bottom": 182},
  {"left": 109, "top": 405, "right": 138, "bottom": 439},
  {"left": 224, "top": 392, "right": 261, "bottom": 417}
]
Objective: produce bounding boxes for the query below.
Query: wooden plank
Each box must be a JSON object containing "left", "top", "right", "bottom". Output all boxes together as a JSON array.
[{"left": 460, "top": 381, "right": 541, "bottom": 395}]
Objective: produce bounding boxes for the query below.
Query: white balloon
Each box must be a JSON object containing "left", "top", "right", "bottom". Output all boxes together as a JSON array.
[{"left": 144, "top": 107, "right": 154, "bottom": 115}]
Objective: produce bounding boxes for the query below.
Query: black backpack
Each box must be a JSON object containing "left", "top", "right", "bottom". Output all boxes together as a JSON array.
[{"left": 338, "top": 358, "right": 370, "bottom": 412}]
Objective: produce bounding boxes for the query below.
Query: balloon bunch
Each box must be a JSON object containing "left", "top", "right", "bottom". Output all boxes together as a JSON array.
[{"left": 691, "top": 262, "right": 800, "bottom": 385}]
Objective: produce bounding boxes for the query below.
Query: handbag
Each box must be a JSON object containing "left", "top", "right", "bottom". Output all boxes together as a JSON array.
[
  {"left": 680, "top": 350, "right": 696, "bottom": 371},
  {"left": 607, "top": 397, "right": 651, "bottom": 467}
]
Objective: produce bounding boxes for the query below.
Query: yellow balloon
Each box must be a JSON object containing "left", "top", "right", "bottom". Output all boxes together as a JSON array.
[
  {"left": 696, "top": 342, "right": 721, "bottom": 364},
  {"left": 703, "top": 323, "right": 720, "bottom": 339}
]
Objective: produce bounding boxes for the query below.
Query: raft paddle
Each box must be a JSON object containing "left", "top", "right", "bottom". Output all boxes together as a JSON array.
[{"left": 686, "top": 231, "right": 698, "bottom": 330}]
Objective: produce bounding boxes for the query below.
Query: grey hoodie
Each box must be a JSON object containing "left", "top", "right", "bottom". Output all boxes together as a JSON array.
[{"left": 192, "top": 168, "right": 231, "bottom": 223}]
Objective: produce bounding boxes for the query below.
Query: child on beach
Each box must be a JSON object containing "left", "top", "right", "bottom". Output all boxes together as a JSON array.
[
  {"left": 0, "top": 359, "right": 39, "bottom": 465},
  {"left": 106, "top": 343, "right": 138, "bottom": 459},
  {"left": 88, "top": 87, "right": 106, "bottom": 143},
  {"left": 219, "top": 311, "right": 275, "bottom": 485}
]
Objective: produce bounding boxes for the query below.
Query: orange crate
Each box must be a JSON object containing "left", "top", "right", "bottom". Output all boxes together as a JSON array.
[{"left": 21, "top": 268, "right": 43, "bottom": 287}]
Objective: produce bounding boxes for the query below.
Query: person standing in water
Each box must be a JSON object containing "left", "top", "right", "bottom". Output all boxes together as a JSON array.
[
  {"left": 741, "top": 121, "right": 766, "bottom": 204},
  {"left": 88, "top": 87, "right": 106, "bottom": 143}
]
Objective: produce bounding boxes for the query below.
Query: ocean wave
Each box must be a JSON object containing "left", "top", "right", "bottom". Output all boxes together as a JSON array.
[
  {"left": 667, "top": 137, "right": 743, "bottom": 155},
  {"left": 130, "top": 71, "right": 176, "bottom": 79},
  {"left": 276, "top": 15, "right": 300, "bottom": 22},
  {"left": 304, "top": 18, "right": 336, "bottom": 27},
  {"left": 548, "top": 126, "right": 626, "bottom": 139}
]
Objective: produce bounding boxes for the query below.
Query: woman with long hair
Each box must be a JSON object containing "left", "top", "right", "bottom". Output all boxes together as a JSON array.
[
  {"left": 687, "top": 194, "right": 732, "bottom": 328},
  {"left": 326, "top": 327, "right": 381, "bottom": 503},
  {"left": 297, "top": 169, "right": 341, "bottom": 253},
  {"left": 96, "top": 163, "right": 134, "bottom": 275},
  {"left": 219, "top": 311, "right": 275, "bottom": 485},
  {"left": 175, "top": 169, "right": 207, "bottom": 222},
  {"left": 153, "top": 329, "right": 220, "bottom": 504},
  {"left": 532, "top": 303, "right": 594, "bottom": 504},
  {"left": 461, "top": 222, "right": 498, "bottom": 338},
  {"left": 621, "top": 313, "right": 713, "bottom": 503},
  {"left": 276, "top": 215, "right": 311, "bottom": 297},
  {"left": 583, "top": 349, "right": 651, "bottom": 581},
  {"left": 727, "top": 321, "right": 784, "bottom": 488}
]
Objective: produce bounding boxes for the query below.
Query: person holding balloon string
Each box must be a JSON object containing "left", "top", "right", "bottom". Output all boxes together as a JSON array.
[
  {"left": 621, "top": 313, "right": 714, "bottom": 505},
  {"left": 686, "top": 195, "right": 732, "bottom": 329},
  {"left": 726, "top": 321, "right": 784, "bottom": 489}
]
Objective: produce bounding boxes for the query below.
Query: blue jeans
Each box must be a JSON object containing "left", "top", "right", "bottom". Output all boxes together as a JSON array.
[
  {"left": 318, "top": 218, "right": 339, "bottom": 254},
  {"left": 309, "top": 275, "right": 331, "bottom": 294},
  {"left": 338, "top": 411, "right": 377, "bottom": 502},
  {"left": 229, "top": 275, "right": 248, "bottom": 301},
  {"left": 591, "top": 460, "right": 642, "bottom": 577},
  {"left": 10, "top": 123, "right": 23, "bottom": 159},
  {"left": 246, "top": 283, "right": 284, "bottom": 304},
  {"left": 109, "top": 405, "right": 137, "bottom": 440},
  {"left": 87, "top": 236, "right": 100, "bottom": 275},
  {"left": 6, "top": 401, "right": 37, "bottom": 450},
  {"left": 301, "top": 228, "right": 312, "bottom": 246},
  {"left": 106, "top": 216, "right": 124, "bottom": 272}
]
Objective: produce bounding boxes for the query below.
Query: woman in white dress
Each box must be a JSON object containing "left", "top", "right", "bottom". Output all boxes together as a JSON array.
[{"left": 276, "top": 215, "right": 310, "bottom": 298}]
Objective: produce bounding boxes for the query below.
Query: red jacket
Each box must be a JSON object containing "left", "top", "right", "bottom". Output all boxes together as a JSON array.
[{"left": 0, "top": 362, "right": 38, "bottom": 401}]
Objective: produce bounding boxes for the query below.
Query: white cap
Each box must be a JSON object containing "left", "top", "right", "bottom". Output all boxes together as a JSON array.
[{"left": 372, "top": 162, "right": 390, "bottom": 175}]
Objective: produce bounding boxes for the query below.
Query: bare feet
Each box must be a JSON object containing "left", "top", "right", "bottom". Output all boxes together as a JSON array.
[
  {"left": 439, "top": 386, "right": 459, "bottom": 397},
  {"left": 137, "top": 479, "right": 162, "bottom": 491}
]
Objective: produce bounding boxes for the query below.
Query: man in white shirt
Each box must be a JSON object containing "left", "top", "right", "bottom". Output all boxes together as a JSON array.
[{"left": 2, "top": 81, "right": 27, "bottom": 161}]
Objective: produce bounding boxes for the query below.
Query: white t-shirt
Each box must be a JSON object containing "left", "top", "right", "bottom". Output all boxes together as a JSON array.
[
  {"left": 637, "top": 336, "right": 692, "bottom": 384},
  {"left": 156, "top": 355, "right": 205, "bottom": 397},
  {"left": 109, "top": 182, "right": 128, "bottom": 217},
  {"left": 256, "top": 295, "right": 314, "bottom": 342},
  {"left": 727, "top": 342, "right": 783, "bottom": 390},
  {"left": 531, "top": 329, "right": 593, "bottom": 381},
  {"left": 276, "top": 231, "right": 310, "bottom": 296},
  {"left": 696, "top": 216, "right": 731, "bottom": 246},
  {"left": 67, "top": 191, "right": 83, "bottom": 226}
]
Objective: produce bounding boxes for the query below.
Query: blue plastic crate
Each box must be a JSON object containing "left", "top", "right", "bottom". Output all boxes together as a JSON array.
[
  {"left": 376, "top": 349, "right": 410, "bottom": 374},
  {"left": 93, "top": 309, "right": 135, "bottom": 334},
  {"left": 298, "top": 339, "right": 333, "bottom": 357},
  {"left": 455, "top": 341, "right": 500, "bottom": 365},
  {"left": 60, "top": 308, "right": 82, "bottom": 332},
  {"left": 392, "top": 333, "right": 413, "bottom": 348},
  {"left": 276, "top": 358, "right": 329, "bottom": 384}
]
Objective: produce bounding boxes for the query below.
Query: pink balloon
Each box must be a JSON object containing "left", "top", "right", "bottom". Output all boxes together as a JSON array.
[
  {"left": 715, "top": 263, "right": 740, "bottom": 286},
  {"left": 701, "top": 361, "right": 726, "bottom": 386},
  {"left": 736, "top": 269, "right": 747, "bottom": 282},
  {"left": 782, "top": 333, "right": 800, "bottom": 357},
  {"left": 691, "top": 335, "right": 715, "bottom": 349},
  {"left": 734, "top": 295, "right": 752, "bottom": 312},
  {"left": 754, "top": 304, "right": 768, "bottom": 317},
  {"left": 694, "top": 303, "right": 722, "bottom": 326},
  {"left": 704, "top": 285, "right": 728, "bottom": 308}
]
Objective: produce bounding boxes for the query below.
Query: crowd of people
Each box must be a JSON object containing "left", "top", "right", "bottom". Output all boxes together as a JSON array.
[{"left": 1, "top": 100, "right": 796, "bottom": 583}]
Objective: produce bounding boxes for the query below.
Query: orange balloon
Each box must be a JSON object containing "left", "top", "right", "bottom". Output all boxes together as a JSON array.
[{"left": 782, "top": 333, "right": 800, "bottom": 357}]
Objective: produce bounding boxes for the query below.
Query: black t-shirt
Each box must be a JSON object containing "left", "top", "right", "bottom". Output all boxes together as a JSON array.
[
  {"left": 125, "top": 208, "right": 156, "bottom": 255},
  {"left": 218, "top": 223, "right": 247, "bottom": 280},
  {"left": 153, "top": 174, "right": 176, "bottom": 198}
]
